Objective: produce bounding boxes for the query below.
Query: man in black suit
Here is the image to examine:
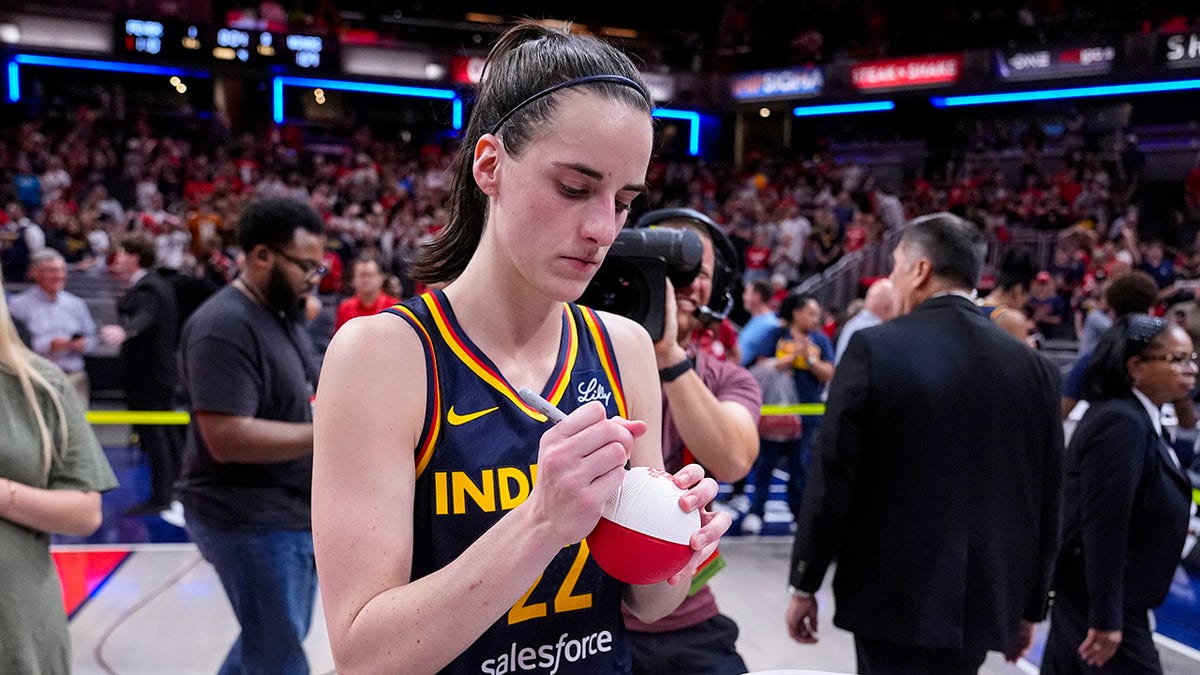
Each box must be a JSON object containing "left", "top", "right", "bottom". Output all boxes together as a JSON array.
[
  {"left": 101, "top": 235, "right": 181, "bottom": 516},
  {"left": 784, "top": 213, "right": 1064, "bottom": 674}
]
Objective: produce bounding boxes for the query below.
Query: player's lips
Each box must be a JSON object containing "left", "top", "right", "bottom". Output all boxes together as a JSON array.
[{"left": 562, "top": 256, "right": 600, "bottom": 272}]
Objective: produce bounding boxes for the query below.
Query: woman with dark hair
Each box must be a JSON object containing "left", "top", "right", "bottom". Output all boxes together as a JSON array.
[
  {"left": 1043, "top": 314, "right": 1194, "bottom": 673},
  {"left": 312, "top": 21, "right": 728, "bottom": 673}
]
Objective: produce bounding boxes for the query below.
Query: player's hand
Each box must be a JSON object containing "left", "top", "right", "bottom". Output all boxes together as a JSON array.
[
  {"left": 786, "top": 594, "right": 820, "bottom": 644},
  {"left": 49, "top": 336, "right": 71, "bottom": 352},
  {"left": 666, "top": 463, "right": 731, "bottom": 586},
  {"left": 527, "top": 401, "right": 647, "bottom": 547}
]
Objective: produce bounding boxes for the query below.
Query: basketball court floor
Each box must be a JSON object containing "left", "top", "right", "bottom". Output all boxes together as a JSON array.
[{"left": 52, "top": 432, "right": 1200, "bottom": 674}]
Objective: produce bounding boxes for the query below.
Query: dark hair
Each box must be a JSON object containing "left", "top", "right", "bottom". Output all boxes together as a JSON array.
[
  {"left": 749, "top": 279, "right": 773, "bottom": 304},
  {"left": 118, "top": 235, "right": 157, "bottom": 269},
  {"left": 352, "top": 256, "right": 383, "bottom": 274},
  {"left": 778, "top": 292, "right": 819, "bottom": 321},
  {"left": 897, "top": 212, "right": 986, "bottom": 290},
  {"left": 1083, "top": 313, "right": 1170, "bottom": 400},
  {"left": 237, "top": 197, "right": 325, "bottom": 253},
  {"left": 1104, "top": 271, "right": 1158, "bottom": 317},
  {"left": 995, "top": 248, "right": 1038, "bottom": 292},
  {"left": 412, "top": 21, "right": 653, "bottom": 284}
]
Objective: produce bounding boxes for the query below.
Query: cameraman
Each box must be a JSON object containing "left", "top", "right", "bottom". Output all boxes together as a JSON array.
[{"left": 622, "top": 208, "right": 761, "bottom": 674}]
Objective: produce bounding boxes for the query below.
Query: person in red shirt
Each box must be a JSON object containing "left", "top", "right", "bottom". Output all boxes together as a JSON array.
[{"left": 334, "top": 258, "right": 399, "bottom": 332}]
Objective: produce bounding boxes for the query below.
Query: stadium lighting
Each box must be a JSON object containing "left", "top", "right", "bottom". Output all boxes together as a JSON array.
[
  {"left": 272, "top": 75, "right": 462, "bottom": 130},
  {"left": 652, "top": 108, "right": 701, "bottom": 156},
  {"left": 7, "top": 60, "right": 18, "bottom": 103},
  {"left": 931, "top": 79, "right": 1200, "bottom": 107},
  {"left": 7, "top": 54, "right": 208, "bottom": 103},
  {"left": 792, "top": 101, "right": 896, "bottom": 117}
]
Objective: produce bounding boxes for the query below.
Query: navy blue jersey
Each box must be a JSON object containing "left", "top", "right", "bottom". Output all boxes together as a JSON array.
[{"left": 386, "top": 290, "right": 633, "bottom": 675}]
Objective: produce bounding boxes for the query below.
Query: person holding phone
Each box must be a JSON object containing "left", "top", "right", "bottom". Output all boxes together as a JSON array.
[{"left": 7, "top": 249, "right": 97, "bottom": 402}]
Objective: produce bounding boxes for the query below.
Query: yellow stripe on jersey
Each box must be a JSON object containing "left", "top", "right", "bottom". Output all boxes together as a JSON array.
[
  {"left": 392, "top": 303, "right": 442, "bottom": 478},
  {"left": 546, "top": 304, "right": 579, "bottom": 408},
  {"left": 422, "top": 293, "right": 579, "bottom": 422}
]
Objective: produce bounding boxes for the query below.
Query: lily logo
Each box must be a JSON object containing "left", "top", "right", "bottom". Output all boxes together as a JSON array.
[{"left": 447, "top": 405, "right": 499, "bottom": 426}]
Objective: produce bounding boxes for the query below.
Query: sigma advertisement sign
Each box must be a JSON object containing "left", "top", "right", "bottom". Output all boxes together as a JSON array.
[
  {"left": 730, "top": 67, "right": 824, "bottom": 100},
  {"left": 1162, "top": 32, "right": 1200, "bottom": 67},
  {"left": 849, "top": 54, "right": 962, "bottom": 91},
  {"left": 996, "top": 44, "right": 1116, "bottom": 80}
]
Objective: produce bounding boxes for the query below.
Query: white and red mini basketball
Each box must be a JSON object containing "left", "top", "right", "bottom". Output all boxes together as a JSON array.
[{"left": 586, "top": 466, "right": 700, "bottom": 584}]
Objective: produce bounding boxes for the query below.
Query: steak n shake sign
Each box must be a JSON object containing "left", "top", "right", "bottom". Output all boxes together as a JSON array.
[{"left": 850, "top": 54, "right": 962, "bottom": 91}]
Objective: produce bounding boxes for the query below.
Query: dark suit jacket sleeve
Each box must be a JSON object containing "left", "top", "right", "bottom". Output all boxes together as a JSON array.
[
  {"left": 789, "top": 331, "right": 870, "bottom": 592},
  {"left": 121, "top": 283, "right": 163, "bottom": 340},
  {"left": 1077, "top": 407, "right": 1144, "bottom": 630},
  {"left": 1027, "top": 361, "right": 1065, "bottom": 622}
]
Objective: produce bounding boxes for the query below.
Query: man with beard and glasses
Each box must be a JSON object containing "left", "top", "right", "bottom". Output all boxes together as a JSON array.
[{"left": 176, "top": 196, "right": 325, "bottom": 675}]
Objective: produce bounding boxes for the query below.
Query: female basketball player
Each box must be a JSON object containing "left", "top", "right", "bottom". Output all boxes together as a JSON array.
[{"left": 313, "top": 21, "right": 730, "bottom": 674}]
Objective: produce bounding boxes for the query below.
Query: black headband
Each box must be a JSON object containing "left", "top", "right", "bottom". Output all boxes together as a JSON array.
[{"left": 487, "top": 74, "right": 651, "bottom": 137}]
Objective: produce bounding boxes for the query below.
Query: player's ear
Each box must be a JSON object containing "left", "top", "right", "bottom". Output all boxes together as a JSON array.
[{"left": 473, "top": 133, "right": 502, "bottom": 197}]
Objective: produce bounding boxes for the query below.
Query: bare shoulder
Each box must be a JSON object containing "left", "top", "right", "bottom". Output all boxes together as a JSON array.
[
  {"left": 318, "top": 310, "right": 429, "bottom": 448},
  {"left": 591, "top": 310, "right": 654, "bottom": 361},
  {"left": 591, "top": 310, "right": 662, "bottom": 464}
]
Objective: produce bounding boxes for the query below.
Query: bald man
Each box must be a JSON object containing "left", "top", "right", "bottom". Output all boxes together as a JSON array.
[{"left": 835, "top": 279, "right": 896, "bottom": 364}]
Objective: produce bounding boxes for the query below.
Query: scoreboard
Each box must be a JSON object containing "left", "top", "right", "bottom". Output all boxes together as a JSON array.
[{"left": 115, "top": 17, "right": 338, "bottom": 73}]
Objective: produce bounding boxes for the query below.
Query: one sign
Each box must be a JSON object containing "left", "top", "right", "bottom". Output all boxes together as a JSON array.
[
  {"left": 996, "top": 44, "right": 1117, "bottom": 80},
  {"left": 850, "top": 54, "right": 962, "bottom": 91},
  {"left": 1162, "top": 32, "right": 1200, "bottom": 68},
  {"left": 730, "top": 66, "right": 824, "bottom": 100}
]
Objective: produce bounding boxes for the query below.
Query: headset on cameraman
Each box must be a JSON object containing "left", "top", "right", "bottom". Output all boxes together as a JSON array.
[{"left": 634, "top": 208, "right": 741, "bottom": 326}]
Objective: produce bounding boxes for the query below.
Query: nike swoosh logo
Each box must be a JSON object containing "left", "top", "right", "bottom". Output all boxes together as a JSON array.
[{"left": 446, "top": 406, "right": 499, "bottom": 426}]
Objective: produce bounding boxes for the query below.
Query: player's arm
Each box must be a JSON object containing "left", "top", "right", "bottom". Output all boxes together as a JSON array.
[
  {"left": 313, "top": 313, "right": 638, "bottom": 674},
  {"left": 995, "top": 307, "right": 1032, "bottom": 342},
  {"left": 602, "top": 313, "right": 731, "bottom": 622}
]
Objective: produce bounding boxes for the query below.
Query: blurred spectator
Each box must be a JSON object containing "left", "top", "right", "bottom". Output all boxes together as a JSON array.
[
  {"left": 1062, "top": 271, "right": 1161, "bottom": 420},
  {"left": 6, "top": 249, "right": 96, "bottom": 401},
  {"left": 1137, "top": 240, "right": 1176, "bottom": 291},
  {"left": 740, "top": 293, "right": 834, "bottom": 535},
  {"left": 834, "top": 278, "right": 895, "bottom": 364},
  {"left": 99, "top": 235, "right": 182, "bottom": 517},
  {"left": 334, "top": 257, "right": 399, "bottom": 333},
  {"left": 1, "top": 202, "right": 45, "bottom": 282},
  {"left": 738, "top": 279, "right": 779, "bottom": 367},
  {"left": 1028, "top": 271, "right": 1069, "bottom": 340},
  {"left": 979, "top": 248, "right": 1039, "bottom": 345}
]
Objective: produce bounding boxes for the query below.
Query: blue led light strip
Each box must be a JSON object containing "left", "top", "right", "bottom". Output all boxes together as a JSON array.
[
  {"left": 273, "top": 75, "right": 462, "bottom": 129},
  {"left": 792, "top": 101, "right": 896, "bottom": 117},
  {"left": 652, "top": 108, "right": 701, "bottom": 156},
  {"left": 8, "top": 54, "right": 210, "bottom": 103},
  {"left": 931, "top": 79, "right": 1200, "bottom": 107},
  {"left": 7, "top": 60, "right": 18, "bottom": 104}
]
